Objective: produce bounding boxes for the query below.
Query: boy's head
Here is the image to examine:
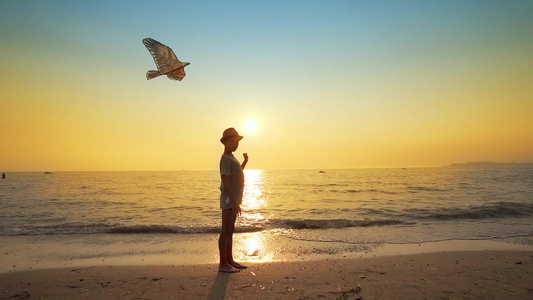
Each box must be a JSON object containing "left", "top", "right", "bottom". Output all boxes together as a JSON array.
[{"left": 220, "top": 127, "right": 243, "bottom": 152}]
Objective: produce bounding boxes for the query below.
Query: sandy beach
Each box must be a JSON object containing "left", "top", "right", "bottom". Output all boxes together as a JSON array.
[{"left": 1, "top": 249, "right": 531, "bottom": 300}]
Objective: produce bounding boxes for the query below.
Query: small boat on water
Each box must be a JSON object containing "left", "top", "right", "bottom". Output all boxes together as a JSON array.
[{"left": 43, "top": 172, "right": 53, "bottom": 174}]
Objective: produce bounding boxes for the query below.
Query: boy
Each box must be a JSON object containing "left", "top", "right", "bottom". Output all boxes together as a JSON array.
[{"left": 218, "top": 127, "right": 248, "bottom": 273}]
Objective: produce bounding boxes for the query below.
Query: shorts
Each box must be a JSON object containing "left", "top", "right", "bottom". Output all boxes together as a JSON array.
[{"left": 220, "top": 195, "right": 232, "bottom": 210}]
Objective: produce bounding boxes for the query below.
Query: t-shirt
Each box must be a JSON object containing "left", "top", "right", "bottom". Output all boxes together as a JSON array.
[{"left": 219, "top": 154, "right": 244, "bottom": 208}]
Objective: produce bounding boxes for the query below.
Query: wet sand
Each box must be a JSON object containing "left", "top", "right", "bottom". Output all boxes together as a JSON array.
[
  {"left": 2, "top": 232, "right": 532, "bottom": 274},
  {"left": 1, "top": 250, "right": 531, "bottom": 300}
]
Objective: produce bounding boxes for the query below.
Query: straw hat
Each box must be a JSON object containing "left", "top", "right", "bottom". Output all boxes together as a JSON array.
[{"left": 220, "top": 127, "right": 244, "bottom": 143}]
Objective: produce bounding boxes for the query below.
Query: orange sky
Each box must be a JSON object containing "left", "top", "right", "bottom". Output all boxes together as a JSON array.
[{"left": 1, "top": 1, "right": 532, "bottom": 171}]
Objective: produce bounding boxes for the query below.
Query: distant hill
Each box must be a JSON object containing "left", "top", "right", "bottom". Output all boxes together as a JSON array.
[{"left": 445, "top": 162, "right": 533, "bottom": 168}]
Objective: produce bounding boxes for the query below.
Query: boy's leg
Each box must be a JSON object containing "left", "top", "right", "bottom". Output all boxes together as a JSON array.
[
  {"left": 226, "top": 212, "right": 236, "bottom": 262},
  {"left": 227, "top": 211, "right": 247, "bottom": 269},
  {"left": 219, "top": 209, "right": 239, "bottom": 273}
]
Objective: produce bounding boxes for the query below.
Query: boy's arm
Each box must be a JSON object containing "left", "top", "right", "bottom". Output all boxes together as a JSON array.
[
  {"left": 241, "top": 153, "right": 249, "bottom": 170},
  {"left": 221, "top": 175, "right": 241, "bottom": 216}
]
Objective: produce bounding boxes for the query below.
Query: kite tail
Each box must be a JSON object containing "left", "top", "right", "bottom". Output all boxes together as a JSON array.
[{"left": 146, "top": 70, "right": 161, "bottom": 80}]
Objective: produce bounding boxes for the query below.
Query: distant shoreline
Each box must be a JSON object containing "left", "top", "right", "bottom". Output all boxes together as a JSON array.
[{"left": 445, "top": 161, "right": 533, "bottom": 168}]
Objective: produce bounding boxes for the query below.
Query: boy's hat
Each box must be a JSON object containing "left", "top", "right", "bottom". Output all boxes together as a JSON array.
[{"left": 220, "top": 127, "right": 243, "bottom": 143}]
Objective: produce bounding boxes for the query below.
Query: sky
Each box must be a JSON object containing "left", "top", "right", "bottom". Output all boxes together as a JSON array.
[{"left": 1, "top": 0, "right": 532, "bottom": 171}]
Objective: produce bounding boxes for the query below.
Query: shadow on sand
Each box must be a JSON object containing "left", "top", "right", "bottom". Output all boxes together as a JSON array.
[{"left": 207, "top": 271, "right": 231, "bottom": 300}]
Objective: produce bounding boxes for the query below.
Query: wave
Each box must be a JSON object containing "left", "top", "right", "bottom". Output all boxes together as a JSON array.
[
  {"left": 330, "top": 188, "right": 398, "bottom": 194},
  {"left": 406, "top": 201, "right": 533, "bottom": 220},
  {"left": 269, "top": 218, "right": 411, "bottom": 229},
  {"left": 0, "top": 218, "right": 411, "bottom": 236},
  {"left": 1, "top": 202, "right": 531, "bottom": 236},
  {"left": 0, "top": 223, "right": 264, "bottom": 236},
  {"left": 108, "top": 225, "right": 263, "bottom": 234},
  {"left": 406, "top": 186, "right": 449, "bottom": 192}
]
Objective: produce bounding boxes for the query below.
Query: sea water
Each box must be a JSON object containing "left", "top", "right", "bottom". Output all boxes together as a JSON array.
[
  {"left": 1, "top": 167, "right": 532, "bottom": 242},
  {"left": 1, "top": 167, "right": 532, "bottom": 270}
]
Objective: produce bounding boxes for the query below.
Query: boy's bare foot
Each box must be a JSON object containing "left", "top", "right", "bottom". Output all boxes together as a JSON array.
[
  {"left": 230, "top": 261, "right": 248, "bottom": 269},
  {"left": 219, "top": 264, "right": 240, "bottom": 273}
]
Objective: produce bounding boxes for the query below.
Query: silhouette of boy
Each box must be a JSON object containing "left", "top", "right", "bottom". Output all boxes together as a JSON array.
[{"left": 218, "top": 127, "right": 248, "bottom": 273}]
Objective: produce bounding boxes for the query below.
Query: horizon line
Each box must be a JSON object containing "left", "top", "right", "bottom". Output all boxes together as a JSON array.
[{"left": 3, "top": 162, "right": 533, "bottom": 173}]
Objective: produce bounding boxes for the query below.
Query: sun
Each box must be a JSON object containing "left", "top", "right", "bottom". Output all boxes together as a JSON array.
[{"left": 245, "top": 119, "right": 258, "bottom": 132}]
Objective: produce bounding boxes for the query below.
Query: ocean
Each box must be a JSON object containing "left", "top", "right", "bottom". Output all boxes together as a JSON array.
[{"left": 1, "top": 167, "right": 532, "bottom": 242}]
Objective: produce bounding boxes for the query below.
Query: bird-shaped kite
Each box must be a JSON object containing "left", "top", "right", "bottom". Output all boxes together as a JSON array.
[{"left": 143, "top": 38, "right": 190, "bottom": 81}]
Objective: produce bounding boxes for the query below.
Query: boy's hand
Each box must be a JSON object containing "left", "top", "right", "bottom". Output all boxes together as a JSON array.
[
  {"left": 243, "top": 153, "right": 249, "bottom": 161},
  {"left": 233, "top": 205, "right": 242, "bottom": 217}
]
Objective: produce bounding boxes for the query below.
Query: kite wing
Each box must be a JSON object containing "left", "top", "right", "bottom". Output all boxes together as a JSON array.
[{"left": 142, "top": 38, "right": 183, "bottom": 74}]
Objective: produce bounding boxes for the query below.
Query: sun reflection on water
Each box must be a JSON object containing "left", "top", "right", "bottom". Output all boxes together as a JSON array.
[
  {"left": 237, "top": 170, "right": 275, "bottom": 262},
  {"left": 242, "top": 169, "right": 267, "bottom": 210},
  {"left": 235, "top": 231, "right": 276, "bottom": 263},
  {"left": 241, "top": 169, "right": 269, "bottom": 226}
]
